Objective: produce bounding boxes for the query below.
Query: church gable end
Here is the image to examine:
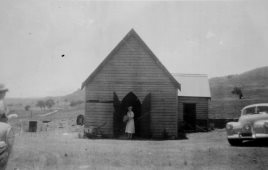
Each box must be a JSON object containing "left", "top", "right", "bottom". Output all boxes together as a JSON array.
[
  {"left": 82, "top": 29, "right": 180, "bottom": 90},
  {"left": 82, "top": 29, "right": 180, "bottom": 138}
]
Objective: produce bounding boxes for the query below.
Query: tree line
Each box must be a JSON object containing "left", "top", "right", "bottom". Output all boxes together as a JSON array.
[{"left": 36, "top": 99, "right": 55, "bottom": 110}]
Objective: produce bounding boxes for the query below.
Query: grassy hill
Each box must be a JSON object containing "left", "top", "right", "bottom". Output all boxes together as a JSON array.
[
  {"left": 62, "top": 89, "right": 84, "bottom": 102},
  {"left": 5, "top": 66, "right": 268, "bottom": 120},
  {"left": 6, "top": 89, "right": 84, "bottom": 107},
  {"left": 209, "top": 66, "right": 268, "bottom": 119},
  {"left": 5, "top": 89, "right": 85, "bottom": 121}
]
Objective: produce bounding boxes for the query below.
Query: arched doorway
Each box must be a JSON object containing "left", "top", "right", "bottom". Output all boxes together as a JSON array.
[
  {"left": 121, "top": 92, "right": 142, "bottom": 137},
  {"left": 113, "top": 92, "right": 141, "bottom": 137},
  {"left": 113, "top": 92, "right": 151, "bottom": 138}
]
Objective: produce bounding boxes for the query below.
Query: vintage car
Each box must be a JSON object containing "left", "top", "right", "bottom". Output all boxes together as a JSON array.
[{"left": 226, "top": 103, "right": 268, "bottom": 146}]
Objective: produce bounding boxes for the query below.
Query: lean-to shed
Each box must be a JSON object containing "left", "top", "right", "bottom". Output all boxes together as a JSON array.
[{"left": 173, "top": 74, "right": 211, "bottom": 131}]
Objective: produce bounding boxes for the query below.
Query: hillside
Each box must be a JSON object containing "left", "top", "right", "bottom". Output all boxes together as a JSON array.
[
  {"left": 6, "top": 89, "right": 84, "bottom": 106},
  {"left": 62, "top": 89, "right": 84, "bottom": 102},
  {"left": 5, "top": 66, "right": 268, "bottom": 120},
  {"left": 209, "top": 66, "right": 268, "bottom": 119},
  {"left": 5, "top": 89, "right": 85, "bottom": 120}
]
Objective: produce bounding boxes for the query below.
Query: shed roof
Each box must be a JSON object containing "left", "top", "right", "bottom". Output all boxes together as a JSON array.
[
  {"left": 82, "top": 29, "right": 181, "bottom": 90},
  {"left": 172, "top": 73, "right": 211, "bottom": 98}
]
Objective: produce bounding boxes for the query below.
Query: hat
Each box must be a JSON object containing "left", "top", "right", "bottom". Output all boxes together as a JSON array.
[{"left": 0, "top": 84, "right": 8, "bottom": 92}]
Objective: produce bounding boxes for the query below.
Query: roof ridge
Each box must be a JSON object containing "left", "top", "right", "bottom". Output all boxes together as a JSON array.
[{"left": 82, "top": 29, "right": 181, "bottom": 89}]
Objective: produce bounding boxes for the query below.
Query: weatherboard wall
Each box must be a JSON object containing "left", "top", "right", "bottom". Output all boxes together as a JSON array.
[
  {"left": 178, "top": 96, "right": 210, "bottom": 130},
  {"left": 84, "top": 34, "right": 179, "bottom": 138}
]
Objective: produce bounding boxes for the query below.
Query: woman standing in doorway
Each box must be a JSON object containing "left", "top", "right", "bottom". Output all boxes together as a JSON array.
[{"left": 125, "top": 106, "right": 135, "bottom": 139}]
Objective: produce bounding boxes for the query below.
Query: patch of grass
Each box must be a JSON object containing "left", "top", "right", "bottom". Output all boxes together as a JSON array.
[{"left": 7, "top": 130, "right": 268, "bottom": 170}]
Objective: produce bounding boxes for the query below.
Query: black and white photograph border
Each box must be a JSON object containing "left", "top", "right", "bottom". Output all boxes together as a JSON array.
[{"left": 0, "top": 0, "right": 268, "bottom": 170}]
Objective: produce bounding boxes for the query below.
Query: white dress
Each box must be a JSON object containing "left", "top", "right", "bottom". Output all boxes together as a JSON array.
[{"left": 125, "top": 111, "right": 135, "bottom": 134}]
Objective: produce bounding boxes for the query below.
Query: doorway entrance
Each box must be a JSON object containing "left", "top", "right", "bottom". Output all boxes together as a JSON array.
[
  {"left": 121, "top": 92, "right": 142, "bottom": 137},
  {"left": 113, "top": 92, "right": 151, "bottom": 138},
  {"left": 113, "top": 92, "right": 141, "bottom": 137},
  {"left": 183, "top": 103, "right": 196, "bottom": 131}
]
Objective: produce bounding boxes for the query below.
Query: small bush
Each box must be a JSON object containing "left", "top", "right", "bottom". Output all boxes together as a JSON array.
[
  {"left": 25, "top": 105, "right": 31, "bottom": 111},
  {"left": 76, "top": 114, "right": 84, "bottom": 125}
]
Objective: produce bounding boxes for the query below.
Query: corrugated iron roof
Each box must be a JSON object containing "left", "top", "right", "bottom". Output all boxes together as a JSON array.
[{"left": 172, "top": 73, "right": 211, "bottom": 98}]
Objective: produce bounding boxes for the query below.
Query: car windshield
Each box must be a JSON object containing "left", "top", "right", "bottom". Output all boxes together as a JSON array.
[
  {"left": 242, "top": 106, "right": 268, "bottom": 115},
  {"left": 242, "top": 107, "right": 256, "bottom": 115}
]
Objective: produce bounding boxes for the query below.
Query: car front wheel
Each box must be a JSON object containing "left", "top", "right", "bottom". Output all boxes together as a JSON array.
[{"left": 228, "top": 139, "right": 243, "bottom": 146}]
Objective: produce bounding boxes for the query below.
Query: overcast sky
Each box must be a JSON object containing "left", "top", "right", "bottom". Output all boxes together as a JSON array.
[{"left": 1, "top": 0, "right": 268, "bottom": 98}]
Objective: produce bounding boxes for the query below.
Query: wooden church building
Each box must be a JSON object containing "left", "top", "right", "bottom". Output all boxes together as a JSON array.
[{"left": 82, "top": 29, "right": 210, "bottom": 138}]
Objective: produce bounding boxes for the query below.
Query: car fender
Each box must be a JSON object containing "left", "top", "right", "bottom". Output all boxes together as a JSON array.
[{"left": 227, "top": 122, "right": 242, "bottom": 129}]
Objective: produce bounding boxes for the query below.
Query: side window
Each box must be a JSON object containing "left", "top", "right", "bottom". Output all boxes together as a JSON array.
[{"left": 257, "top": 106, "right": 268, "bottom": 114}]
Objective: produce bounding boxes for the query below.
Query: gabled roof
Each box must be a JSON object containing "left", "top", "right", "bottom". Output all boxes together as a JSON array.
[
  {"left": 172, "top": 73, "right": 211, "bottom": 98},
  {"left": 82, "top": 29, "right": 181, "bottom": 90}
]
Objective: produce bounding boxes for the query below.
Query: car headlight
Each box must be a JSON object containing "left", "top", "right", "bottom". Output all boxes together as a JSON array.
[
  {"left": 226, "top": 124, "right": 233, "bottom": 130},
  {"left": 264, "top": 122, "right": 268, "bottom": 128}
]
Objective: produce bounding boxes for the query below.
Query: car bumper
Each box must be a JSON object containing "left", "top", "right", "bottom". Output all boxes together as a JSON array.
[{"left": 227, "top": 133, "right": 268, "bottom": 139}]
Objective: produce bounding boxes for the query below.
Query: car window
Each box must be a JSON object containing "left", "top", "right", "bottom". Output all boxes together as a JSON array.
[
  {"left": 243, "top": 107, "right": 256, "bottom": 115},
  {"left": 257, "top": 106, "right": 268, "bottom": 114}
]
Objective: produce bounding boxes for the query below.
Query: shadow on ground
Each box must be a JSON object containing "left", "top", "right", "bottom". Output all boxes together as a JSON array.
[{"left": 241, "top": 139, "right": 268, "bottom": 147}]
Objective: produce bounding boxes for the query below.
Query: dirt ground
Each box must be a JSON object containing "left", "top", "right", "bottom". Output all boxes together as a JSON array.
[{"left": 6, "top": 127, "right": 268, "bottom": 170}]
